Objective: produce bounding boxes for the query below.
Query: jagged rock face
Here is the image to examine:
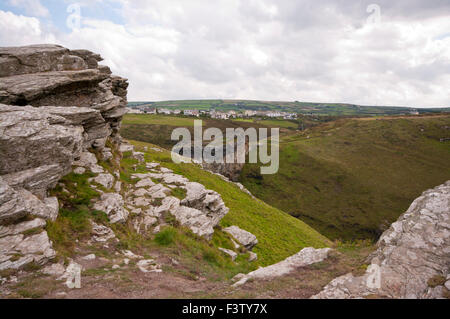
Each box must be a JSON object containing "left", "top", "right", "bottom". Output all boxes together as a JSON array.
[
  {"left": 312, "top": 181, "right": 450, "bottom": 299},
  {"left": 0, "top": 44, "right": 128, "bottom": 145},
  {"left": 0, "top": 44, "right": 128, "bottom": 271}
]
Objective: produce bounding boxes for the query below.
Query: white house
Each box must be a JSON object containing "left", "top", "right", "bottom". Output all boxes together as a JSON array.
[
  {"left": 244, "top": 110, "right": 257, "bottom": 117},
  {"left": 158, "top": 108, "right": 172, "bottom": 115},
  {"left": 184, "top": 110, "right": 200, "bottom": 117}
]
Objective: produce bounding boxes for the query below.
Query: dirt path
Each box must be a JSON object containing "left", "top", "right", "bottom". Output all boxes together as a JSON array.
[{"left": 1, "top": 243, "right": 373, "bottom": 299}]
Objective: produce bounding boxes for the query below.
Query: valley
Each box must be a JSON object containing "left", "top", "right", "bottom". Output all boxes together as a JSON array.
[{"left": 121, "top": 113, "right": 450, "bottom": 241}]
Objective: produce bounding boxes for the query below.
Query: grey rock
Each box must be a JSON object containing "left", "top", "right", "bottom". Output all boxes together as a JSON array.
[
  {"left": 43, "top": 197, "right": 59, "bottom": 221},
  {"left": 132, "top": 152, "right": 145, "bottom": 163},
  {"left": 312, "top": 181, "right": 450, "bottom": 299},
  {"left": 132, "top": 197, "right": 151, "bottom": 207},
  {"left": 146, "top": 162, "right": 160, "bottom": 169},
  {"left": 2, "top": 164, "right": 66, "bottom": 198},
  {"left": 93, "top": 193, "right": 129, "bottom": 224},
  {"left": 0, "top": 104, "right": 83, "bottom": 178},
  {"left": 148, "top": 184, "right": 171, "bottom": 199},
  {"left": 0, "top": 179, "right": 59, "bottom": 225},
  {"left": 82, "top": 254, "right": 96, "bottom": 261},
  {"left": 119, "top": 143, "right": 134, "bottom": 153},
  {"left": 121, "top": 250, "right": 143, "bottom": 260},
  {"left": 249, "top": 252, "right": 258, "bottom": 262},
  {"left": 233, "top": 247, "right": 332, "bottom": 287},
  {"left": 101, "top": 148, "right": 113, "bottom": 161},
  {"left": 133, "top": 215, "right": 158, "bottom": 234},
  {"left": 153, "top": 225, "right": 161, "bottom": 234},
  {"left": 445, "top": 280, "right": 450, "bottom": 290},
  {"left": 0, "top": 44, "right": 129, "bottom": 273},
  {"left": 154, "top": 197, "right": 180, "bottom": 216},
  {"left": 73, "top": 167, "right": 86, "bottom": 175},
  {"left": 0, "top": 218, "right": 46, "bottom": 238},
  {"left": 219, "top": 248, "right": 237, "bottom": 261},
  {"left": 41, "top": 263, "right": 66, "bottom": 276},
  {"left": 93, "top": 173, "right": 115, "bottom": 189},
  {"left": 136, "top": 259, "right": 162, "bottom": 273},
  {"left": 172, "top": 206, "right": 216, "bottom": 239},
  {"left": 114, "top": 181, "right": 122, "bottom": 193},
  {"left": 0, "top": 45, "right": 95, "bottom": 77},
  {"left": 0, "top": 231, "right": 56, "bottom": 271},
  {"left": 162, "top": 173, "right": 189, "bottom": 185},
  {"left": 91, "top": 222, "right": 115, "bottom": 242},
  {"left": 181, "top": 182, "right": 229, "bottom": 227},
  {"left": 135, "top": 178, "right": 155, "bottom": 188},
  {"left": 73, "top": 151, "right": 104, "bottom": 173},
  {"left": 160, "top": 167, "right": 173, "bottom": 174},
  {"left": 224, "top": 226, "right": 258, "bottom": 250}
]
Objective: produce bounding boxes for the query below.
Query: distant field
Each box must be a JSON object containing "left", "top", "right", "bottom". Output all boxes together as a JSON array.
[
  {"left": 240, "top": 115, "right": 450, "bottom": 240},
  {"left": 129, "top": 99, "right": 450, "bottom": 116},
  {"left": 123, "top": 114, "right": 197, "bottom": 126},
  {"left": 121, "top": 114, "right": 293, "bottom": 150},
  {"left": 233, "top": 118, "right": 299, "bottom": 129}
]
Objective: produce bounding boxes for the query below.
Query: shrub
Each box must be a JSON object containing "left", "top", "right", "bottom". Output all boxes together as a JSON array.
[{"left": 155, "top": 227, "right": 177, "bottom": 246}]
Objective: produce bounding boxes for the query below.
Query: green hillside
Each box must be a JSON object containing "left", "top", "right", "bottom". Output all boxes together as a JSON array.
[
  {"left": 128, "top": 141, "right": 331, "bottom": 266},
  {"left": 240, "top": 115, "right": 450, "bottom": 240},
  {"left": 129, "top": 99, "right": 450, "bottom": 116}
]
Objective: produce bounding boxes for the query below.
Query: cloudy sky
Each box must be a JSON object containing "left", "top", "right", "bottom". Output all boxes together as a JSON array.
[{"left": 0, "top": 0, "right": 449, "bottom": 107}]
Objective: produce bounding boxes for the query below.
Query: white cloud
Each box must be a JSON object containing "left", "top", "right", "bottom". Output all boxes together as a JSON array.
[
  {"left": 0, "top": 1, "right": 449, "bottom": 107},
  {"left": 8, "top": 0, "right": 49, "bottom": 18},
  {"left": 0, "top": 10, "right": 56, "bottom": 46}
]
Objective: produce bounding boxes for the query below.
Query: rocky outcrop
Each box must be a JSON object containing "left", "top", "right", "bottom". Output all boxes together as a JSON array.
[
  {"left": 0, "top": 44, "right": 128, "bottom": 145},
  {"left": 233, "top": 247, "right": 332, "bottom": 287},
  {"left": 0, "top": 44, "right": 128, "bottom": 271},
  {"left": 125, "top": 161, "right": 230, "bottom": 240},
  {"left": 312, "top": 181, "right": 450, "bottom": 299}
]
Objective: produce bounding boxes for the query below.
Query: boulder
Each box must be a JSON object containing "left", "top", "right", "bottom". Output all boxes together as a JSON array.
[
  {"left": 249, "top": 252, "right": 258, "bottom": 262},
  {"left": 233, "top": 247, "right": 332, "bottom": 287},
  {"left": 181, "top": 182, "right": 229, "bottom": 226},
  {"left": 0, "top": 178, "right": 58, "bottom": 225},
  {"left": 146, "top": 162, "right": 160, "bottom": 169},
  {"left": 172, "top": 206, "right": 217, "bottom": 239},
  {"left": 162, "top": 173, "right": 189, "bottom": 185},
  {"left": 119, "top": 143, "right": 134, "bottom": 153},
  {"left": 132, "top": 152, "right": 145, "bottom": 163},
  {"left": 135, "top": 178, "right": 155, "bottom": 188},
  {"left": 224, "top": 226, "right": 258, "bottom": 250},
  {"left": 312, "top": 181, "right": 450, "bottom": 299},
  {"left": 0, "top": 231, "right": 56, "bottom": 271},
  {"left": 219, "top": 248, "right": 237, "bottom": 261},
  {"left": 148, "top": 184, "right": 171, "bottom": 199},
  {"left": 136, "top": 259, "right": 162, "bottom": 273},
  {"left": 154, "top": 197, "right": 180, "bottom": 216},
  {"left": 91, "top": 222, "right": 116, "bottom": 243},
  {"left": 73, "top": 151, "right": 104, "bottom": 174},
  {"left": 93, "top": 193, "right": 129, "bottom": 224},
  {"left": 93, "top": 173, "right": 114, "bottom": 189}
]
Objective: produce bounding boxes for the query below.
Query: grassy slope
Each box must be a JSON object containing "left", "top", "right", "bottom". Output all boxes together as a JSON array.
[
  {"left": 129, "top": 140, "right": 330, "bottom": 266},
  {"left": 240, "top": 115, "right": 450, "bottom": 240}
]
